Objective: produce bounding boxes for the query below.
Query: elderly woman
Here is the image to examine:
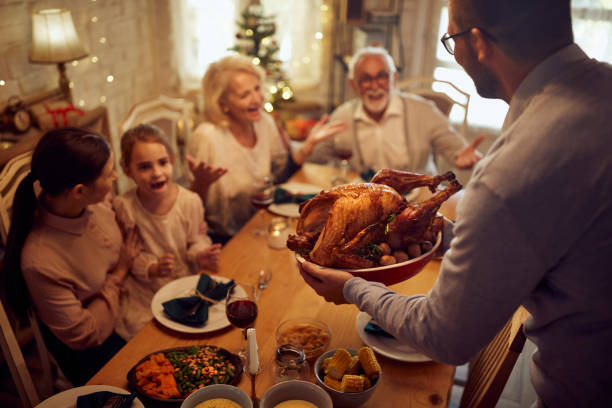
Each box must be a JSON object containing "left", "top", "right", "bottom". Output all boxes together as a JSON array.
[{"left": 186, "top": 55, "right": 346, "bottom": 240}]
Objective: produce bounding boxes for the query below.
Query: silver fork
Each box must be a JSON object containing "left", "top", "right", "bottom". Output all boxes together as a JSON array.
[{"left": 102, "top": 395, "right": 128, "bottom": 408}]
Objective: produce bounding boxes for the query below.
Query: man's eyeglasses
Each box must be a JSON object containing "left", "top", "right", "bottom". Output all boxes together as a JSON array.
[
  {"left": 440, "top": 27, "right": 497, "bottom": 55},
  {"left": 357, "top": 72, "right": 390, "bottom": 88}
]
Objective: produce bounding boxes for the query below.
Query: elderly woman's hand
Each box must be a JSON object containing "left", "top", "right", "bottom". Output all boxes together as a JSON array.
[
  {"left": 187, "top": 155, "right": 228, "bottom": 201},
  {"left": 298, "top": 259, "right": 354, "bottom": 304}
]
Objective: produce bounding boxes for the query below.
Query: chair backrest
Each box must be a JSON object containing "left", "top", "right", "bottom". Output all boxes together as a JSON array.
[
  {"left": 396, "top": 77, "right": 470, "bottom": 137},
  {"left": 118, "top": 95, "right": 195, "bottom": 185},
  {"left": 0, "top": 300, "right": 40, "bottom": 408},
  {"left": 459, "top": 307, "right": 529, "bottom": 408},
  {"left": 0, "top": 151, "right": 33, "bottom": 245}
]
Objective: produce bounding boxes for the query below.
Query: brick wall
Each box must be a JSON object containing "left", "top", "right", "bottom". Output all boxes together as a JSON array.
[{"left": 0, "top": 0, "right": 178, "bottom": 189}]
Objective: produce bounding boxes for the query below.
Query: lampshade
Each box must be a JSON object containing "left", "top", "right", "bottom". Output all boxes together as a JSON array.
[{"left": 30, "top": 9, "right": 88, "bottom": 63}]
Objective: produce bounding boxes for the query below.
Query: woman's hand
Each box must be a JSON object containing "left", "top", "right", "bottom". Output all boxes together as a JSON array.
[
  {"left": 187, "top": 155, "right": 228, "bottom": 201},
  {"left": 454, "top": 135, "right": 485, "bottom": 169},
  {"left": 298, "top": 260, "right": 354, "bottom": 304},
  {"left": 149, "top": 253, "right": 176, "bottom": 277},
  {"left": 197, "top": 243, "right": 222, "bottom": 273},
  {"left": 293, "top": 115, "right": 349, "bottom": 164}
]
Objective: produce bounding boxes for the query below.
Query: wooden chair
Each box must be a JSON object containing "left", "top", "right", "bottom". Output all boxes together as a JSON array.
[
  {"left": 459, "top": 307, "right": 530, "bottom": 408},
  {"left": 397, "top": 76, "right": 470, "bottom": 137},
  {"left": 0, "top": 300, "right": 40, "bottom": 408},
  {"left": 0, "top": 151, "right": 33, "bottom": 245},
  {"left": 0, "top": 150, "right": 56, "bottom": 400},
  {"left": 118, "top": 95, "right": 195, "bottom": 187}
]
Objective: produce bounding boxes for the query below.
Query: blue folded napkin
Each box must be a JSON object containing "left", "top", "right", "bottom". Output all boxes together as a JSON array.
[
  {"left": 360, "top": 168, "right": 376, "bottom": 182},
  {"left": 273, "top": 186, "right": 316, "bottom": 204},
  {"left": 364, "top": 321, "right": 395, "bottom": 338},
  {"left": 162, "top": 274, "right": 234, "bottom": 327},
  {"left": 76, "top": 391, "right": 136, "bottom": 408}
]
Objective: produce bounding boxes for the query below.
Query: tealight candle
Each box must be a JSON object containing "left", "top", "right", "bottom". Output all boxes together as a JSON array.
[{"left": 268, "top": 217, "right": 289, "bottom": 249}]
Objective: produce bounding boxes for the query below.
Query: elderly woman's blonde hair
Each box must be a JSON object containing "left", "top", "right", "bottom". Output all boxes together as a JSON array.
[{"left": 202, "top": 55, "right": 265, "bottom": 127}]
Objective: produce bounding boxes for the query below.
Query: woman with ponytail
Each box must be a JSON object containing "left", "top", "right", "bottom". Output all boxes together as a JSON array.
[{"left": 2, "top": 127, "right": 140, "bottom": 386}]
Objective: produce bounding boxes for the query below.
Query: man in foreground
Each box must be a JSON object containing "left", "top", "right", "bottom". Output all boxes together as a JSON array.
[{"left": 299, "top": 1, "right": 612, "bottom": 406}]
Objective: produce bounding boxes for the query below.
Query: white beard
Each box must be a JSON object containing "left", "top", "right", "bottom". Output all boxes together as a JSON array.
[{"left": 362, "top": 90, "right": 389, "bottom": 115}]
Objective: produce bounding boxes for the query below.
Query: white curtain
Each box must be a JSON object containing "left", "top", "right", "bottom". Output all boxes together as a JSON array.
[
  {"left": 261, "top": 0, "right": 323, "bottom": 88},
  {"left": 172, "top": 0, "right": 323, "bottom": 91},
  {"left": 171, "top": 0, "right": 238, "bottom": 91}
]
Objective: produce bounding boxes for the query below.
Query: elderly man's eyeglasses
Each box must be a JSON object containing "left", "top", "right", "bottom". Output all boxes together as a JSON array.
[
  {"left": 357, "top": 72, "right": 390, "bottom": 88},
  {"left": 440, "top": 28, "right": 496, "bottom": 55}
]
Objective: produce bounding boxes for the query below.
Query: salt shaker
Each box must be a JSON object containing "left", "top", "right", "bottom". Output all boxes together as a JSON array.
[
  {"left": 273, "top": 344, "right": 309, "bottom": 383},
  {"left": 267, "top": 217, "right": 289, "bottom": 249}
]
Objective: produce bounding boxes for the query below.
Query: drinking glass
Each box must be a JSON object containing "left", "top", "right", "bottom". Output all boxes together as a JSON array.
[
  {"left": 251, "top": 176, "right": 274, "bottom": 236},
  {"left": 225, "top": 283, "right": 258, "bottom": 359},
  {"left": 331, "top": 140, "right": 353, "bottom": 186}
]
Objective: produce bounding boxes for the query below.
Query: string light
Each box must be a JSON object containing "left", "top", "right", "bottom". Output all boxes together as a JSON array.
[
  {"left": 264, "top": 102, "right": 273, "bottom": 112},
  {"left": 99, "top": 96, "right": 106, "bottom": 103},
  {"left": 99, "top": 37, "right": 106, "bottom": 44},
  {"left": 78, "top": 100, "right": 85, "bottom": 107},
  {"left": 91, "top": 16, "right": 98, "bottom": 22},
  {"left": 71, "top": 60, "right": 79, "bottom": 67},
  {"left": 320, "top": 3, "right": 329, "bottom": 12},
  {"left": 252, "top": 57, "right": 261, "bottom": 65},
  {"left": 0, "top": 80, "right": 5, "bottom": 86},
  {"left": 315, "top": 32, "right": 323, "bottom": 40},
  {"left": 269, "top": 85, "right": 278, "bottom": 93},
  {"left": 106, "top": 75, "right": 114, "bottom": 82},
  {"left": 91, "top": 56, "right": 98, "bottom": 63},
  {"left": 68, "top": 81, "right": 74, "bottom": 89},
  {"left": 245, "top": 28, "right": 253, "bottom": 36}
]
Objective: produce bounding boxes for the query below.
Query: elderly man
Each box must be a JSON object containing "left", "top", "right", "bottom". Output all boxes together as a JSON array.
[
  {"left": 299, "top": 0, "right": 612, "bottom": 407},
  {"left": 309, "top": 46, "right": 483, "bottom": 175}
]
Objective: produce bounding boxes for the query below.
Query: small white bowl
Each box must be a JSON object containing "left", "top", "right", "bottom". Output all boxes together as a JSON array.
[
  {"left": 314, "top": 349, "right": 381, "bottom": 408},
  {"left": 180, "top": 384, "right": 253, "bottom": 408},
  {"left": 260, "top": 380, "right": 332, "bottom": 408}
]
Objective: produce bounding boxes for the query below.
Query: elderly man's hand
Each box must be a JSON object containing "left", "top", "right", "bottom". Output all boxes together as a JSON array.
[
  {"left": 298, "top": 260, "right": 354, "bottom": 304},
  {"left": 454, "top": 135, "right": 485, "bottom": 169}
]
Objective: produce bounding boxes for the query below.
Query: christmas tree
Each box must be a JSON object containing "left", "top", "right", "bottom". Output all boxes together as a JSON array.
[{"left": 229, "top": 0, "right": 294, "bottom": 111}]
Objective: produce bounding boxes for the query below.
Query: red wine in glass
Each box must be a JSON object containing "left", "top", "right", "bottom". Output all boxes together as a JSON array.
[
  {"left": 251, "top": 191, "right": 273, "bottom": 211},
  {"left": 226, "top": 299, "right": 258, "bottom": 328},
  {"left": 335, "top": 148, "right": 353, "bottom": 161}
]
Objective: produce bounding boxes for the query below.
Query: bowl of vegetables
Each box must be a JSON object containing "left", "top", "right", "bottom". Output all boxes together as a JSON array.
[
  {"left": 181, "top": 384, "right": 252, "bottom": 408},
  {"left": 296, "top": 231, "right": 441, "bottom": 286},
  {"left": 127, "top": 345, "right": 242, "bottom": 404}
]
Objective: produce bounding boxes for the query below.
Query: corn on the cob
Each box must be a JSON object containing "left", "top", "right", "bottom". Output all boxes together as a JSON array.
[
  {"left": 323, "top": 375, "right": 342, "bottom": 391},
  {"left": 327, "top": 348, "right": 352, "bottom": 380},
  {"left": 341, "top": 374, "right": 365, "bottom": 392},
  {"left": 346, "top": 355, "right": 360, "bottom": 375},
  {"left": 358, "top": 346, "right": 381, "bottom": 379},
  {"left": 321, "top": 356, "right": 333, "bottom": 373},
  {"left": 362, "top": 374, "right": 372, "bottom": 390}
]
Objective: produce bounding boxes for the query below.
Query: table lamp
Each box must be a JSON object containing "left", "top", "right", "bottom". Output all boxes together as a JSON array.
[{"left": 29, "top": 8, "right": 88, "bottom": 103}]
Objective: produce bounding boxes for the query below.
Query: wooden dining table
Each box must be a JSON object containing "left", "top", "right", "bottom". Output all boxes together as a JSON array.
[{"left": 87, "top": 163, "right": 459, "bottom": 407}]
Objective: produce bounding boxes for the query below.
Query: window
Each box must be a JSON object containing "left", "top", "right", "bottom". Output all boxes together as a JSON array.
[
  {"left": 431, "top": 0, "right": 612, "bottom": 130},
  {"left": 172, "top": 0, "right": 325, "bottom": 91}
]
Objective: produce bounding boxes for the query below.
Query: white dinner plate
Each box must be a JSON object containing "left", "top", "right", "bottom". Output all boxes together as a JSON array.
[
  {"left": 268, "top": 182, "right": 322, "bottom": 218},
  {"left": 151, "top": 275, "right": 244, "bottom": 334},
  {"left": 35, "top": 385, "right": 144, "bottom": 408},
  {"left": 355, "top": 311, "right": 431, "bottom": 363}
]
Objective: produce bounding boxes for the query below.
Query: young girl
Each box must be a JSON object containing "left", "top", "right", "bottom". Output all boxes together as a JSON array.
[
  {"left": 114, "top": 124, "right": 222, "bottom": 340},
  {"left": 1, "top": 127, "right": 140, "bottom": 386}
]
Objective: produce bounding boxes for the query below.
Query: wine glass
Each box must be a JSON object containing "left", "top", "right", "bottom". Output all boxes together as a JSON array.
[
  {"left": 226, "top": 283, "right": 258, "bottom": 360},
  {"left": 251, "top": 176, "right": 274, "bottom": 236},
  {"left": 331, "top": 141, "right": 353, "bottom": 186}
]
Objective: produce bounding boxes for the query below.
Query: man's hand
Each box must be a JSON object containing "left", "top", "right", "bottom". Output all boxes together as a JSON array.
[
  {"left": 454, "top": 135, "right": 485, "bottom": 169},
  {"left": 197, "top": 243, "right": 222, "bottom": 273},
  {"left": 298, "top": 260, "right": 354, "bottom": 304}
]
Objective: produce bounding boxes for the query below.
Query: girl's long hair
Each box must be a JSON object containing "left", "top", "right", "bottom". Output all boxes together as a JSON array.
[{"left": 1, "top": 127, "right": 111, "bottom": 320}]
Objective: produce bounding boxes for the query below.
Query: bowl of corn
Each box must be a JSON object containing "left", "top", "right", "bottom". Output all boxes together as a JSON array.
[{"left": 313, "top": 347, "right": 381, "bottom": 408}]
